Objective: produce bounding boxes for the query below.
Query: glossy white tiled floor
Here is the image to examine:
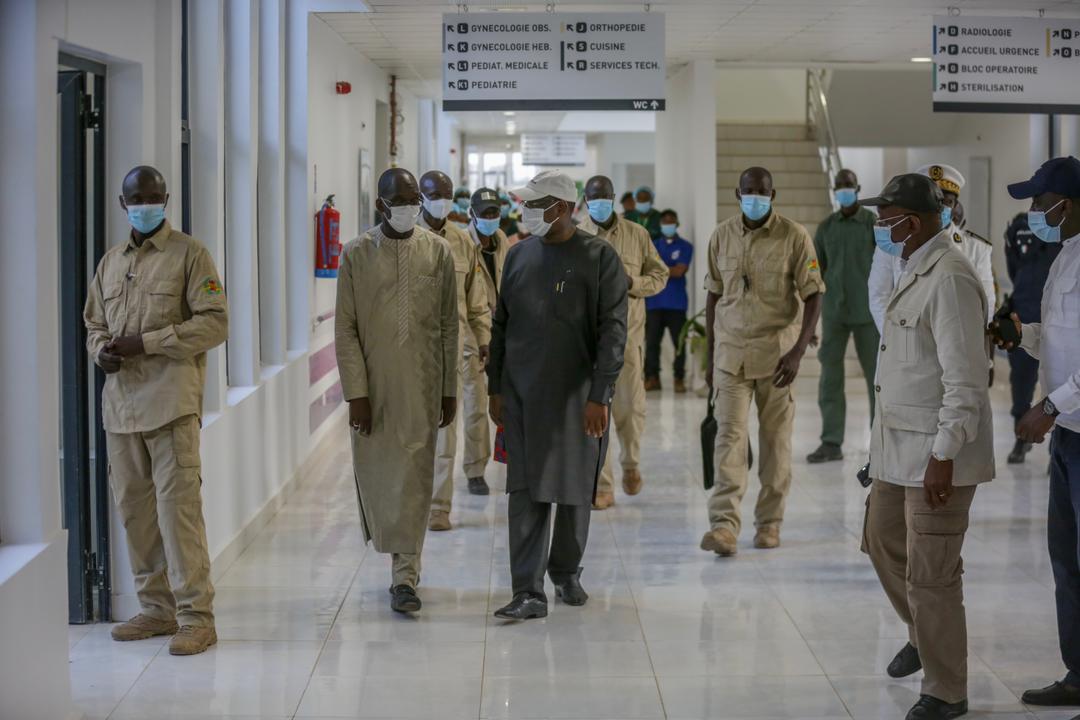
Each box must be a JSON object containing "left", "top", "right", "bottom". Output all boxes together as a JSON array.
[{"left": 70, "top": 372, "right": 1077, "bottom": 720}]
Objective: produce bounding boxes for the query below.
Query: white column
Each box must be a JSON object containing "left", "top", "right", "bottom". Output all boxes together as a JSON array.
[
  {"left": 1059, "top": 115, "right": 1080, "bottom": 159},
  {"left": 224, "top": 0, "right": 261, "bottom": 386},
  {"left": 258, "top": 0, "right": 287, "bottom": 366},
  {"left": 284, "top": 0, "right": 310, "bottom": 353},
  {"left": 1030, "top": 114, "right": 1050, "bottom": 171},
  {"left": 189, "top": 0, "right": 227, "bottom": 412}
]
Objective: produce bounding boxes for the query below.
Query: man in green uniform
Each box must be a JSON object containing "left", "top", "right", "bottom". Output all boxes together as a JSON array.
[
  {"left": 808, "top": 169, "right": 880, "bottom": 464},
  {"left": 625, "top": 185, "right": 662, "bottom": 238}
]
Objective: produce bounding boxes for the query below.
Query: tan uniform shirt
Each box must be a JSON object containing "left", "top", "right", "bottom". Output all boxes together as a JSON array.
[
  {"left": 84, "top": 221, "right": 228, "bottom": 433},
  {"left": 468, "top": 223, "right": 509, "bottom": 314},
  {"left": 579, "top": 215, "right": 669, "bottom": 337},
  {"left": 705, "top": 211, "right": 825, "bottom": 379},
  {"left": 420, "top": 216, "right": 491, "bottom": 351}
]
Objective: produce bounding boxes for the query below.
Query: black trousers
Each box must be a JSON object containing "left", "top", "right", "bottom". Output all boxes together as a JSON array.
[
  {"left": 645, "top": 309, "right": 687, "bottom": 380},
  {"left": 508, "top": 489, "right": 591, "bottom": 601},
  {"left": 1008, "top": 349, "right": 1041, "bottom": 423},
  {"left": 1049, "top": 427, "right": 1080, "bottom": 686}
]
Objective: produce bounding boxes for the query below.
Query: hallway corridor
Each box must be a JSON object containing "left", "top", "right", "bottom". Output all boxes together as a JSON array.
[{"left": 69, "top": 378, "right": 1071, "bottom": 720}]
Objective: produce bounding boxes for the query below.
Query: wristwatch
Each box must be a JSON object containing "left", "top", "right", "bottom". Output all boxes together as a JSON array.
[{"left": 1044, "top": 397, "right": 1060, "bottom": 417}]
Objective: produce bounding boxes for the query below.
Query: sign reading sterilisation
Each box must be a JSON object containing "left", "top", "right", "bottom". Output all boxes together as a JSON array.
[
  {"left": 442, "top": 12, "right": 665, "bottom": 112},
  {"left": 932, "top": 15, "right": 1080, "bottom": 114}
]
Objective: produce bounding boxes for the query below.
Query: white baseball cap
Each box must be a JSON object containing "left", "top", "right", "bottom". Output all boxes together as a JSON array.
[{"left": 511, "top": 170, "right": 579, "bottom": 203}]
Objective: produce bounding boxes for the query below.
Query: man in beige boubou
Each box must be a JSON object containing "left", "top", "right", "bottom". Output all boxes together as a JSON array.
[
  {"left": 579, "top": 175, "right": 668, "bottom": 509},
  {"left": 84, "top": 165, "right": 227, "bottom": 655},
  {"left": 860, "top": 174, "right": 994, "bottom": 720}
]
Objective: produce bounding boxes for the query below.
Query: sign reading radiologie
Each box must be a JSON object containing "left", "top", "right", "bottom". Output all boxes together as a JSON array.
[
  {"left": 442, "top": 12, "right": 665, "bottom": 111},
  {"left": 932, "top": 15, "right": 1080, "bottom": 113}
]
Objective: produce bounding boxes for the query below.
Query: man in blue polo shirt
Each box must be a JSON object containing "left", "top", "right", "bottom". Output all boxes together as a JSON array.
[{"left": 645, "top": 209, "right": 694, "bottom": 393}]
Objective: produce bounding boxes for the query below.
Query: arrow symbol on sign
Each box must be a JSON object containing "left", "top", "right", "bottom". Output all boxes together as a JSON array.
[
  {"left": 447, "top": 25, "right": 455, "bottom": 32},
  {"left": 448, "top": 43, "right": 455, "bottom": 51},
  {"left": 448, "top": 81, "right": 455, "bottom": 89},
  {"left": 448, "top": 63, "right": 455, "bottom": 70},
  {"left": 650, "top": 100, "right": 659, "bottom": 109}
]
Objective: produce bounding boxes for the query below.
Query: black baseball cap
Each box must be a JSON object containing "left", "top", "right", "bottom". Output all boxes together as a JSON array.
[
  {"left": 859, "top": 173, "right": 943, "bottom": 213},
  {"left": 1007, "top": 156, "right": 1080, "bottom": 199},
  {"left": 471, "top": 187, "right": 500, "bottom": 214}
]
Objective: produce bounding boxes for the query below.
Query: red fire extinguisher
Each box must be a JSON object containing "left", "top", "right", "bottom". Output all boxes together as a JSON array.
[{"left": 315, "top": 194, "right": 341, "bottom": 279}]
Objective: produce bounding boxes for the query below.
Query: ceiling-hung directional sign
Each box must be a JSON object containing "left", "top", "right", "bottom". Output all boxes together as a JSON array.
[
  {"left": 521, "top": 133, "right": 588, "bottom": 166},
  {"left": 932, "top": 15, "right": 1080, "bottom": 114},
  {"left": 442, "top": 12, "right": 665, "bottom": 111}
]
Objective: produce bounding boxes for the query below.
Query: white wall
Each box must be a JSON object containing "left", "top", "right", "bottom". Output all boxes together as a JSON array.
[
  {"left": 1, "top": 4, "right": 420, "bottom": 714},
  {"left": 657, "top": 60, "right": 717, "bottom": 315},
  {"left": 716, "top": 68, "right": 806, "bottom": 125}
]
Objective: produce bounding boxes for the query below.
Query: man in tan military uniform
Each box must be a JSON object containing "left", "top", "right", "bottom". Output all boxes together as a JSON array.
[
  {"left": 700, "top": 167, "right": 824, "bottom": 556},
  {"left": 580, "top": 175, "right": 668, "bottom": 509},
  {"left": 860, "top": 174, "right": 993, "bottom": 720},
  {"left": 419, "top": 172, "right": 490, "bottom": 532},
  {"left": 83, "top": 166, "right": 227, "bottom": 656}
]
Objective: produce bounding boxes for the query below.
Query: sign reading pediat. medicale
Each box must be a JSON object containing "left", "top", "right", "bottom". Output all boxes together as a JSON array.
[
  {"left": 932, "top": 15, "right": 1080, "bottom": 114},
  {"left": 442, "top": 12, "right": 665, "bottom": 112}
]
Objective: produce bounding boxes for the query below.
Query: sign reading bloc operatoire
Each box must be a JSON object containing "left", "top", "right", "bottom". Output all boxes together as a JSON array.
[
  {"left": 442, "top": 12, "right": 665, "bottom": 111},
  {"left": 932, "top": 15, "right": 1080, "bottom": 114}
]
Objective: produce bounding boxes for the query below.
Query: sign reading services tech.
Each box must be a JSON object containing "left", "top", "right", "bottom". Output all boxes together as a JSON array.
[
  {"left": 932, "top": 15, "right": 1080, "bottom": 114},
  {"left": 442, "top": 12, "right": 665, "bottom": 111}
]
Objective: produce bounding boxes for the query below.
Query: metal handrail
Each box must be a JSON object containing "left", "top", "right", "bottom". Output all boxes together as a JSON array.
[{"left": 807, "top": 69, "right": 843, "bottom": 209}]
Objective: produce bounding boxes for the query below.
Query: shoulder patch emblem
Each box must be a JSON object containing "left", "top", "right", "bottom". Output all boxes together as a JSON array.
[
  {"left": 202, "top": 277, "right": 223, "bottom": 296},
  {"left": 807, "top": 258, "right": 819, "bottom": 272},
  {"left": 953, "top": 233, "right": 963, "bottom": 243}
]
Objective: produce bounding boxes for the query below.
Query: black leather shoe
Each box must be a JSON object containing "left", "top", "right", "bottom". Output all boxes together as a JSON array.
[
  {"left": 887, "top": 642, "right": 922, "bottom": 678},
  {"left": 467, "top": 476, "right": 490, "bottom": 495},
  {"left": 1007, "top": 439, "right": 1033, "bottom": 464},
  {"left": 905, "top": 695, "right": 968, "bottom": 720},
  {"left": 552, "top": 572, "right": 588, "bottom": 606},
  {"left": 493, "top": 594, "right": 548, "bottom": 621},
  {"left": 389, "top": 585, "right": 421, "bottom": 613},
  {"left": 1021, "top": 680, "right": 1080, "bottom": 706},
  {"left": 807, "top": 443, "right": 843, "bottom": 464}
]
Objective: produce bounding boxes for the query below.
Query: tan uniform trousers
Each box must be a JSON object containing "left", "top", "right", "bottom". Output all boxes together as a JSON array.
[
  {"left": 863, "top": 479, "right": 976, "bottom": 704},
  {"left": 392, "top": 553, "right": 422, "bottom": 588},
  {"left": 707, "top": 368, "right": 794, "bottom": 534},
  {"left": 598, "top": 339, "right": 646, "bottom": 494},
  {"left": 106, "top": 414, "right": 214, "bottom": 627},
  {"left": 432, "top": 348, "right": 491, "bottom": 513}
]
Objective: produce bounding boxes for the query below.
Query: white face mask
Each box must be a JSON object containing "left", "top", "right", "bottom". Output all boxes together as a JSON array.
[
  {"left": 522, "top": 200, "right": 559, "bottom": 237},
  {"left": 384, "top": 202, "right": 420, "bottom": 234},
  {"left": 421, "top": 195, "right": 453, "bottom": 221}
]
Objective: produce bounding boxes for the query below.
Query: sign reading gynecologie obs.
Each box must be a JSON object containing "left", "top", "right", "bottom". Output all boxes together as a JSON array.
[
  {"left": 933, "top": 15, "right": 1080, "bottom": 113},
  {"left": 442, "top": 12, "right": 665, "bottom": 111}
]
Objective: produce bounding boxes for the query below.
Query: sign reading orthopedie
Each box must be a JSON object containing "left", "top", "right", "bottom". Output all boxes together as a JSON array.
[
  {"left": 932, "top": 15, "right": 1080, "bottom": 114},
  {"left": 442, "top": 12, "right": 665, "bottom": 112}
]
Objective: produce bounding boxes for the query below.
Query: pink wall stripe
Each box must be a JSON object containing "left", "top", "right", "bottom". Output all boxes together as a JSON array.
[
  {"left": 309, "top": 380, "right": 343, "bottom": 434},
  {"left": 309, "top": 341, "right": 338, "bottom": 386}
]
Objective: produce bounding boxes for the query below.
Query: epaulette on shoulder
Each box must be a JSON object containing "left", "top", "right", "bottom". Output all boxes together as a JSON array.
[{"left": 966, "top": 229, "right": 992, "bottom": 246}]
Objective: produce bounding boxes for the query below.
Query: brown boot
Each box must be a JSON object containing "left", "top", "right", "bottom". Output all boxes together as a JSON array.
[
  {"left": 644, "top": 377, "right": 662, "bottom": 392},
  {"left": 111, "top": 614, "right": 179, "bottom": 642},
  {"left": 754, "top": 526, "right": 781, "bottom": 549},
  {"left": 592, "top": 491, "right": 616, "bottom": 510},
  {"left": 674, "top": 378, "right": 687, "bottom": 394},
  {"left": 622, "top": 469, "right": 643, "bottom": 496},
  {"left": 700, "top": 528, "right": 738, "bottom": 556},
  {"left": 428, "top": 510, "right": 452, "bottom": 532},
  {"left": 168, "top": 625, "right": 217, "bottom": 656}
]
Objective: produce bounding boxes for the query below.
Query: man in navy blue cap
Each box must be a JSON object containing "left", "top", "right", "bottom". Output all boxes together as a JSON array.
[{"left": 992, "top": 156, "right": 1080, "bottom": 710}]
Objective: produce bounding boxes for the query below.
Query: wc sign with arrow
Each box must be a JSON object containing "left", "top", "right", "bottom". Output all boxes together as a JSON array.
[{"left": 442, "top": 11, "right": 665, "bottom": 111}]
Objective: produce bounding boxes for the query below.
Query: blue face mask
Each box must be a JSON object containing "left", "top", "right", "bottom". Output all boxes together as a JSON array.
[
  {"left": 474, "top": 216, "right": 500, "bottom": 237},
  {"left": 660, "top": 223, "right": 677, "bottom": 238},
  {"left": 1029, "top": 199, "right": 1065, "bottom": 243},
  {"left": 127, "top": 203, "right": 167, "bottom": 234},
  {"left": 740, "top": 194, "right": 772, "bottom": 222},
  {"left": 940, "top": 207, "right": 953, "bottom": 227},
  {"left": 454, "top": 198, "right": 470, "bottom": 212},
  {"left": 874, "top": 216, "right": 910, "bottom": 257},
  {"left": 587, "top": 199, "right": 614, "bottom": 224},
  {"left": 834, "top": 188, "right": 857, "bottom": 208},
  {"left": 500, "top": 204, "right": 511, "bottom": 219},
  {"left": 635, "top": 201, "right": 652, "bottom": 214}
]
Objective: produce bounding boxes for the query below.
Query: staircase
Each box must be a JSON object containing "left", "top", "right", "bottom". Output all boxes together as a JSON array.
[{"left": 715, "top": 123, "right": 833, "bottom": 238}]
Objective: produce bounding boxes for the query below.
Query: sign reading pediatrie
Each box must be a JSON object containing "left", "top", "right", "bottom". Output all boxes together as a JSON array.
[
  {"left": 442, "top": 12, "right": 665, "bottom": 112},
  {"left": 932, "top": 15, "right": 1080, "bottom": 114}
]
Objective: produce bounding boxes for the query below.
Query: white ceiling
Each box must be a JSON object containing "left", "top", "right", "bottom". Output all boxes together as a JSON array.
[{"left": 318, "top": 0, "right": 1080, "bottom": 82}]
